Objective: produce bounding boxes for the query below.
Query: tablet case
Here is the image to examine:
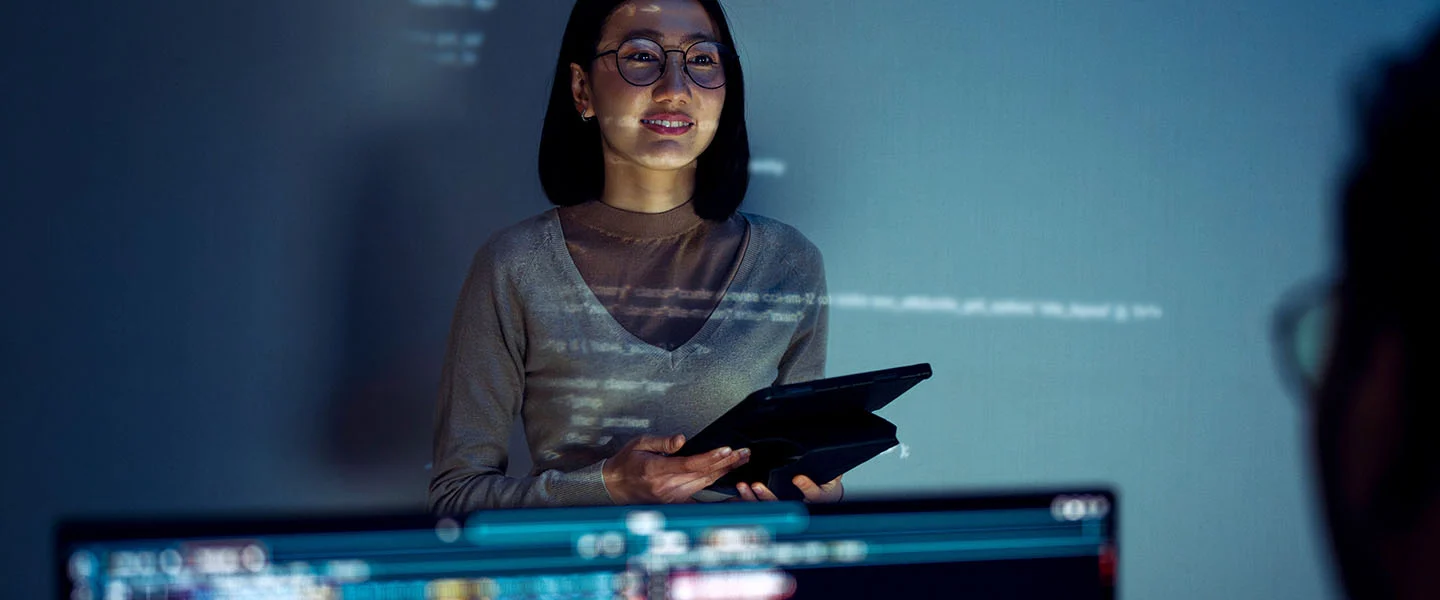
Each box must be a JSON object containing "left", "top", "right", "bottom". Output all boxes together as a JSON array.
[{"left": 675, "top": 363, "right": 932, "bottom": 501}]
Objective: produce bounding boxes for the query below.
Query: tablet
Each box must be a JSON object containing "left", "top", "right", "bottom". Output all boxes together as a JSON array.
[{"left": 675, "top": 363, "right": 932, "bottom": 500}]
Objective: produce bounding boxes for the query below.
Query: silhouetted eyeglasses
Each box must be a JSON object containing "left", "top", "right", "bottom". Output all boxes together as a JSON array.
[
  {"left": 593, "top": 38, "right": 731, "bottom": 90},
  {"left": 1270, "top": 280, "right": 1337, "bottom": 402}
]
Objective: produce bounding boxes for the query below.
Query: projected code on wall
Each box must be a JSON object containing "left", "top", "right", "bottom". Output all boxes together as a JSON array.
[
  {"left": 829, "top": 293, "right": 1164, "bottom": 323},
  {"left": 405, "top": 0, "right": 497, "bottom": 67}
]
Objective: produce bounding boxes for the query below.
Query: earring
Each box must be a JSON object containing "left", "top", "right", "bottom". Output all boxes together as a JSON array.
[{"left": 580, "top": 112, "right": 593, "bottom": 122}]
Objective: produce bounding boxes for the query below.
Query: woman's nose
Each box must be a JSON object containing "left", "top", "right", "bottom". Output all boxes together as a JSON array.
[{"left": 652, "top": 53, "right": 693, "bottom": 102}]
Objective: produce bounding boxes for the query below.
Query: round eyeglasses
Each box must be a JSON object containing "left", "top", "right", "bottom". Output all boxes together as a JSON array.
[
  {"left": 593, "top": 38, "right": 730, "bottom": 90},
  {"left": 1271, "top": 280, "right": 1337, "bottom": 402}
]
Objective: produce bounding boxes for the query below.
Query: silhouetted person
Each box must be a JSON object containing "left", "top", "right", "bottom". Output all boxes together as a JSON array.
[{"left": 1274, "top": 17, "right": 1440, "bottom": 600}]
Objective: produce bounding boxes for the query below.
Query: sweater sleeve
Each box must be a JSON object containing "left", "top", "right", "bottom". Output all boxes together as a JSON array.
[
  {"left": 429, "top": 241, "right": 615, "bottom": 514},
  {"left": 774, "top": 242, "right": 829, "bottom": 386}
]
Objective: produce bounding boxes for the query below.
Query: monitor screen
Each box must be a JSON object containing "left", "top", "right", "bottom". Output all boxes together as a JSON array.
[{"left": 56, "top": 490, "right": 1116, "bottom": 599}]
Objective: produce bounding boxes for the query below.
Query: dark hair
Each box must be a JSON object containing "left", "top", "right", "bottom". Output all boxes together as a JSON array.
[
  {"left": 537, "top": 0, "right": 750, "bottom": 221},
  {"left": 1321, "top": 17, "right": 1440, "bottom": 599},
  {"left": 1336, "top": 18, "right": 1440, "bottom": 382},
  {"left": 1340, "top": 21, "right": 1440, "bottom": 297}
]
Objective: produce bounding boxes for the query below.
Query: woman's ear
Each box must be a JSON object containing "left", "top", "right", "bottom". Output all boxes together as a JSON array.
[{"left": 570, "top": 63, "right": 592, "bottom": 119}]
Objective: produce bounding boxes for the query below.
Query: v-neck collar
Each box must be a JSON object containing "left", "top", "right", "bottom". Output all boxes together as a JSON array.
[{"left": 545, "top": 209, "right": 756, "bottom": 367}]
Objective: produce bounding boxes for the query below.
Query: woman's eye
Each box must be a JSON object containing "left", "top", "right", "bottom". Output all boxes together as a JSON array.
[
  {"left": 624, "top": 52, "right": 658, "bottom": 62},
  {"left": 689, "top": 56, "right": 714, "bottom": 65}
]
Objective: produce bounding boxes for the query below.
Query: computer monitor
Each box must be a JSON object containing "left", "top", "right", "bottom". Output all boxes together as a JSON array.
[{"left": 56, "top": 489, "right": 1116, "bottom": 599}]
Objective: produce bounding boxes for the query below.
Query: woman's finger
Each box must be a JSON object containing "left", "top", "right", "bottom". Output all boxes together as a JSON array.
[
  {"left": 735, "top": 482, "right": 757, "bottom": 502},
  {"left": 677, "top": 447, "right": 749, "bottom": 475},
  {"left": 673, "top": 446, "right": 730, "bottom": 473},
  {"left": 793, "top": 475, "right": 823, "bottom": 502},
  {"left": 752, "top": 483, "right": 779, "bottom": 501},
  {"left": 793, "top": 475, "right": 843, "bottom": 503},
  {"left": 632, "top": 434, "right": 686, "bottom": 455}
]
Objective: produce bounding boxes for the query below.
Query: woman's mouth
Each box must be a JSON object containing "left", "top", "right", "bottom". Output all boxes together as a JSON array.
[{"left": 640, "top": 118, "right": 694, "bottom": 135}]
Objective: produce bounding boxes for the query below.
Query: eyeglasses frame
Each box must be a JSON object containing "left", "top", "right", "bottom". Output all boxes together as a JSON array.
[
  {"left": 592, "top": 37, "right": 732, "bottom": 90},
  {"left": 1271, "top": 279, "right": 1337, "bottom": 403}
]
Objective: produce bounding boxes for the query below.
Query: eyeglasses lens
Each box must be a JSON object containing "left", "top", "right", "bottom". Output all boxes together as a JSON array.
[
  {"left": 616, "top": 38, "right": 727, "bottom": 89},
  {"left": 1291, "top": 298, "right": 1335, "bottom": 389}
]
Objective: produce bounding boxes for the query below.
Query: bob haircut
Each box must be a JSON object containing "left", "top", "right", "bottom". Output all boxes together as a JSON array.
[{"left": 538, "top": 0, "right": 750, "bottom": 221}]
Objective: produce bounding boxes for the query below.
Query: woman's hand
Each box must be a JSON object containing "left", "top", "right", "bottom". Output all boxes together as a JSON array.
[
  {"left": 734, "top": 475, "right": 843, "bottom": 503},
  {"left": 602, "top": 434, "right": 751, "bottom": 504}
]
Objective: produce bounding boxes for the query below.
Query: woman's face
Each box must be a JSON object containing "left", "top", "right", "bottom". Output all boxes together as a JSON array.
[{"left": 571, "top": 0, "right": 727, "bottom": 173}]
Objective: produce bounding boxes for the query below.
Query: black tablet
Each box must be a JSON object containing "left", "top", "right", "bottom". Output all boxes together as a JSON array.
[{"left": 675, "top": 363, "right": 932, "bottom": 500}]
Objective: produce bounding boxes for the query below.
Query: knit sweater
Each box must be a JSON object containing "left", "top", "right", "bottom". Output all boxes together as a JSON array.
[{"left": 429, "top": 208, "right": 828, "bottom": 513}]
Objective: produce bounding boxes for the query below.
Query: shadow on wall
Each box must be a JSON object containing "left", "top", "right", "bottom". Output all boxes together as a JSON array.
[
  {"left": 313, "top": 0, "right": 570, "bottom": 489},
  {"left": 323, "top": 132, "right": 449, "bottom": 476},
  {"left": 319, "top": 121, "right": 542, "bottom": 484}
]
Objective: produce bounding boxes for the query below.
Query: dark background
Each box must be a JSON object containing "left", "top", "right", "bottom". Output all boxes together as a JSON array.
[{"left": 3, "top": 2, "right": 570, "bottom": 597}]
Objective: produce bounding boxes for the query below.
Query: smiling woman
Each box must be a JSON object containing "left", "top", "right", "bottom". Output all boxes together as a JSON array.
[
  {"left": 428, "top": 0, "right": 842, "bottom": 512},
  {"left": 540, "top": 0, "right": 748, "bottom": 217}
]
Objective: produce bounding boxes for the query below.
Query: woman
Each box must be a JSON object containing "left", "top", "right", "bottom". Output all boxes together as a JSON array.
[{"left": 429, "top": 0, "right": 841, "bottom": 512}]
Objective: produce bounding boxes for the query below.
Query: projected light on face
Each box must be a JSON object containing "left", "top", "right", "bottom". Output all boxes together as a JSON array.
[{"left": 577, "top": 0, "right": 728, "bottom": 172}]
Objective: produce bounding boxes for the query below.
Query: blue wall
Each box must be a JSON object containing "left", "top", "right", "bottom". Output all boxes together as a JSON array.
[{"left": 3, "top": 1, "right": 1436, "bottom": 598}]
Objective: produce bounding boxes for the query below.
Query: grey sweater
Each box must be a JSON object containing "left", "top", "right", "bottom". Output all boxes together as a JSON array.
[{"left": 429, "top": 209, "right": 828, "bottom": 513}]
